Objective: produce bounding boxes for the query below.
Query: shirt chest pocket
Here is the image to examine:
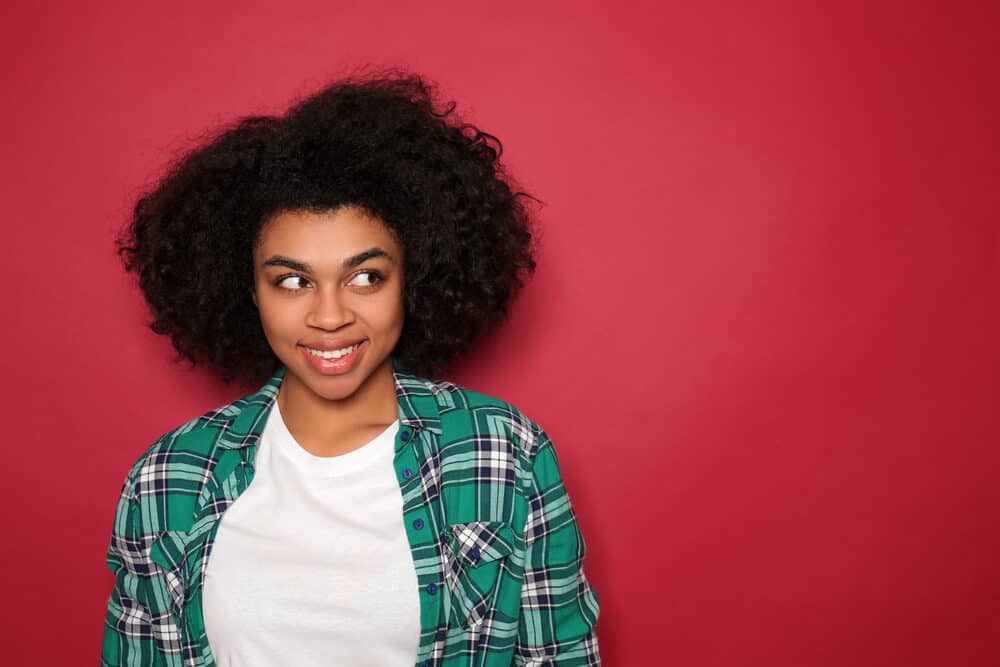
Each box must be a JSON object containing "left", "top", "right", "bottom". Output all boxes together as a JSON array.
[
  {"left": 149, "top": 529, "right": 212, "bottom": 624},
  {"left": 441, "top": 520, "right": 518, "bottom": 629}
]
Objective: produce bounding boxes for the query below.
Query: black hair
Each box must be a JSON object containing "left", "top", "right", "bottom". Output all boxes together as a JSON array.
[{"left": 117, "top": 67, "right": 538, "bottom": 383}]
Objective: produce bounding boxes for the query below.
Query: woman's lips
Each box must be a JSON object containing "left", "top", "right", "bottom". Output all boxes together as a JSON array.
[{"left": 298, "top": 339, "right": 368, "bottom": 375}]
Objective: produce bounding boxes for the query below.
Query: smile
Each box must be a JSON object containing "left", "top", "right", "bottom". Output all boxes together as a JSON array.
[
  {"left": 298, "top": 339, "right": 369, "bottom": 376},
  {"left": 303, "top": 343, "right": 362, "bottom": 359}
]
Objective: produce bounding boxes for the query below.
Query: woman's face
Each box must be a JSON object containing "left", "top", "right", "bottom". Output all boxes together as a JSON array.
[{"left": 252, "top": 206, "right": 405, "bottom": 403}]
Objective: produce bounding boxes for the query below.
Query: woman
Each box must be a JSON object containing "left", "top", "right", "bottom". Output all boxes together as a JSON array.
[{"left": 102, "top": 69, "right": 601, "bottom": 667}]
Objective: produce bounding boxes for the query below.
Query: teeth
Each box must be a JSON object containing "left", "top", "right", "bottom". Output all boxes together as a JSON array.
[{"left": 306, "top": 343, "right": 360, "bottom": 359}]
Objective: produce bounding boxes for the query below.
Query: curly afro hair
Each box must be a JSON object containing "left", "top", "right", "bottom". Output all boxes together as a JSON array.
[{"left": 117, "top": 68, "right": 538, "bottom": 384}]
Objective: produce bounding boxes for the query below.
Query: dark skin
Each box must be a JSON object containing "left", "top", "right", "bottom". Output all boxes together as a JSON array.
[{"left": 251, "top": 206, "right": 406, "bottom": 457}]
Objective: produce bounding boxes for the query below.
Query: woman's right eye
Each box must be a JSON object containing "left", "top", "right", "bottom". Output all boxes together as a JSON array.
[{"left": 277, "top": 275, "right": 310, "bottom": 291}]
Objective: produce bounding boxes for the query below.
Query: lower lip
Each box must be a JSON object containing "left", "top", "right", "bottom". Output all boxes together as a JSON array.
[{"left": 299, "top": 340, "right": 368, "bottom": 375}]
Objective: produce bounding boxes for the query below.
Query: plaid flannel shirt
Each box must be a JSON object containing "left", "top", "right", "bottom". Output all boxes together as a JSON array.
[{"left": 101, "top": 357, "right": 601, "bottom": 666}]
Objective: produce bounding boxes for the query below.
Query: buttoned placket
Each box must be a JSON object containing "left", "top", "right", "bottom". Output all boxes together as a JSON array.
[{"left": 390, "top": 416, "right": 450, "bottom": 666}]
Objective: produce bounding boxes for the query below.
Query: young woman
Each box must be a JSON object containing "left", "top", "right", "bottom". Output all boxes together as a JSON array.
[{"left": 102, "top": 70, "right": 601, "bottom": 667}]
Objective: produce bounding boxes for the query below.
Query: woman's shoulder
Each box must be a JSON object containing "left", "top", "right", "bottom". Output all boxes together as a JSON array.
[
  {"left": 119, "top": 378, "right": 279, "bottom": 489},
  {"left": 396, "top": 370, "right": 550, "bottom": 460}
]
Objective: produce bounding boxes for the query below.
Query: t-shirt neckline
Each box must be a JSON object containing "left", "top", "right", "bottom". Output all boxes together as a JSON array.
[{"left": 266, "top": 398, "right": 399, "bottom": 477}]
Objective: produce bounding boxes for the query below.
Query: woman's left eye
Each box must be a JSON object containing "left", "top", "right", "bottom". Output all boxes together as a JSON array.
[{"left": 349, "top": 270, "right": 382, "bottom": 288}]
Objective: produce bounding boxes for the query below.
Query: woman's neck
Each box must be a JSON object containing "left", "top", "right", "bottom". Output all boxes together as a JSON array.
[{"left": 275, "top": 360, "right": 399, "bottom": 457}]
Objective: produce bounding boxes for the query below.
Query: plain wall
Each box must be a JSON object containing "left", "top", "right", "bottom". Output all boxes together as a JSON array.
[{"left": 1, "top": 0, "right": 997, "bottom": 664}]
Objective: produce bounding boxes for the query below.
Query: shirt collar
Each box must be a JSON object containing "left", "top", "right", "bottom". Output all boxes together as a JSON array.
[{"left": 217, "top": 355, "right": 443, "bottom": 450}]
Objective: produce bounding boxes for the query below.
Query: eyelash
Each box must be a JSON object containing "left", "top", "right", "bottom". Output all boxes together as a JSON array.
[{"left": 274, "top": 270, "right": 385, "bottom": 293}]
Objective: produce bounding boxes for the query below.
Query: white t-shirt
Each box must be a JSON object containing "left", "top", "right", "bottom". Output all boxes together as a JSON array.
[{"left": 202, "top": 399, "right": 422, "bottom": 666}]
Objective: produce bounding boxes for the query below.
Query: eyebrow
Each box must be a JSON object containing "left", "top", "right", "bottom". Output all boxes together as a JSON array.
[{"left": 261, "top": 247, "right": 396, "bottom": 273}]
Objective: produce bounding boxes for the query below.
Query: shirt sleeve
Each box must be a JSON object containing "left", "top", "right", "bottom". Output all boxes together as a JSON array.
[
  {"left": 101, "top": 468, "right": 162, "bottom": 667},
  {"left": 515, "top": 427, "right": 602, "bottom": 666}
]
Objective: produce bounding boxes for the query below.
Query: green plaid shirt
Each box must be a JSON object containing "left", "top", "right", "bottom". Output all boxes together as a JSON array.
[{"left": 102, "top": 358, "right": 601, "bottom": 666}]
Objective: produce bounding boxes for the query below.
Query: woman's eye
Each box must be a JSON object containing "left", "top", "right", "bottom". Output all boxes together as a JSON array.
[
  {"left": 277, "top": 275, "right": 310, "bottom": 290},
  {"left": 349, "top": 270, "right": 382, "bottom": 288}
]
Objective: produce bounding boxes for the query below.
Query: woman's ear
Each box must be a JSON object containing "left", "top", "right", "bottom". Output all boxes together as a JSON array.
[{"left": 251, "top": 288, "right": 258, "bottom": 307}]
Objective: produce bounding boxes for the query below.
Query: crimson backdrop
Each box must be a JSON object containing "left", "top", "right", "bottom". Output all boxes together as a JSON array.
[{"left": 2, "top": 0, "right": 998, "bottom": 664}]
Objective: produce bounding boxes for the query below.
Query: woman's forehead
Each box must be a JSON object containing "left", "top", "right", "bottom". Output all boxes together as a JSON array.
[{"left": 255, "top": 207, "right": 401, "bottom": 264}]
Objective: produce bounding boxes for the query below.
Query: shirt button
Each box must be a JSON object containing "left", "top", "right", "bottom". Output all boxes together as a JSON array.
[
  {"left": 400, "top": 429, "right": 411, "bottom": 442},
  {"left": 426, "top": 583, "right": 438, "bottom": 595},
  {"left": 402, "top": 468, "right": 413, "bottom": 479},
  {"left": 413, "top": 518, "right": 425, "bottom": 530}
]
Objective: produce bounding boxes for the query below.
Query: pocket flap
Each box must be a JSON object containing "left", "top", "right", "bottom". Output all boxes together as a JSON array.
[
  {"left": 445, "top": 521, "right": 516, "bottom": 566},
  {"left": 149, "top": 530, "right": 192, "bottom": 573}
]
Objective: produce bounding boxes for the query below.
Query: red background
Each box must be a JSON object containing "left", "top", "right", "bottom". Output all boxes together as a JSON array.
[{"left": 2, "top": 0, "right": 998, "bottom": 664}]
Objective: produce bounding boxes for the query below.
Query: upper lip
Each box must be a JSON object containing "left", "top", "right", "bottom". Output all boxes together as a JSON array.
[{"left": 299, "top": 338, "right": 366, "bottom": 351}]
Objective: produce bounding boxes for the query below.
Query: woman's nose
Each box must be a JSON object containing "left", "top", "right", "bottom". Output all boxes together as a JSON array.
[{"left": 306, "top": 286, "right": 354, "bottom": 330}]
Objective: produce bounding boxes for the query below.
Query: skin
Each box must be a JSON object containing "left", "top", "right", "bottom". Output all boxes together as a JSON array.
[{"left": 251, "top": 206, "right": 406, "bottom": 457}]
